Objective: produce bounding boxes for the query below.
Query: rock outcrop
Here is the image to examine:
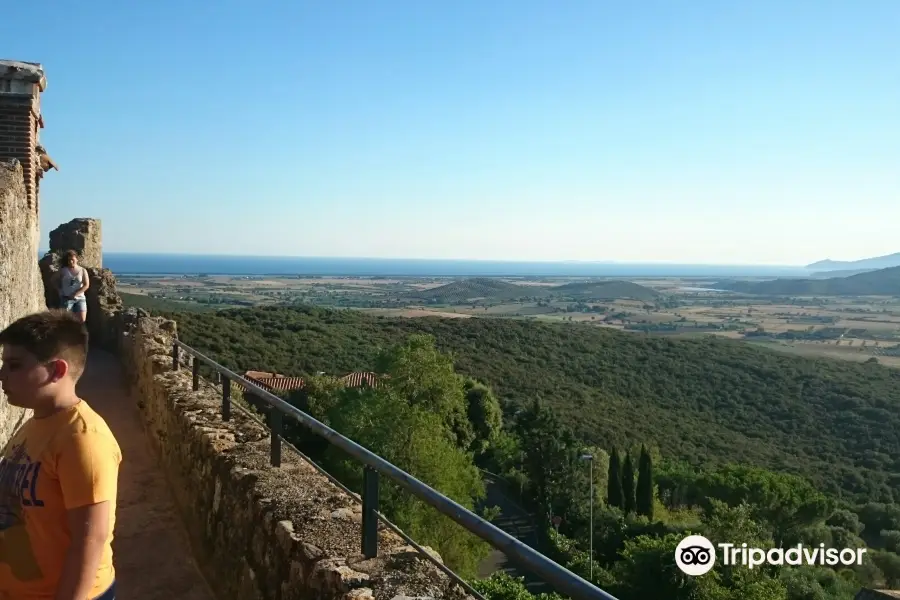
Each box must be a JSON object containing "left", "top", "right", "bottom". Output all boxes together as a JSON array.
[
  {"left": 0, "top": 160, "right": 46, "bottom": 441},
  {"left": 49, "top": 218, "right": 102, "bottom": 268},
  {"left": 39, "top": 218, "right": 122, "bottom": 350}
]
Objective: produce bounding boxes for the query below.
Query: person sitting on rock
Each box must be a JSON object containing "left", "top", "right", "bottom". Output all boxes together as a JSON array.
[{"left": 57, "top": 251, "right": 89, "bottom": 323}]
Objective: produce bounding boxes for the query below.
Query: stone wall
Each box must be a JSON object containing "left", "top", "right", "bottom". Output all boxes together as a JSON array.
[
  {"left": 117, "top": 310, "right": 474, "bottom": 600},
  {"left": 0, "top": 60, "right": 51, "bottom": 444},
  {"left": 0, "top": 160, "right": 46, "bottom": 442},
  {"left": 39, "top": 218, "right": 122, "bottom": 350}
]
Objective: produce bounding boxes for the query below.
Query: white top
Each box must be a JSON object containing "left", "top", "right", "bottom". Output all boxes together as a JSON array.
[{"left": 60, "top": 266, "right": 86, "bottom": 299}]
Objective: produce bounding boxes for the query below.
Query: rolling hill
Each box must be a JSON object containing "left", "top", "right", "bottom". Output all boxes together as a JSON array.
[
  {"left": 719, "top": 265, "right": 900, "bottom": 296},
  {"left": 407, "top": 277, "right": 658, "bottom": 304},
  {"left": 552, "top": 280, "right": 658, "bottom": 302},
  {"left": 807, "top": 252, "right": 900, "bottom": 272},
  {"left": 809, "top": 268, "right": 878, "bottom": 278},
  {"left": 406, "top": 278, "right": 531, "bottom": 303},
  {"left": 165, "top": 305, "right": 900, "bottom": 504}
]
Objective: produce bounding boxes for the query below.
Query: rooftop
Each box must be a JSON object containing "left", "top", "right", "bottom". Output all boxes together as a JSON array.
[
  {"left": 244, "top": 370, "right": 380, "bottom": 393},
  {"left": 0, "top": 60, "right": 46, "bottom": 91}
]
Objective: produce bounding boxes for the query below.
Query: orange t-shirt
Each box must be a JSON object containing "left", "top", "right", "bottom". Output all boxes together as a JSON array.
[{"left": 0, "top": 401, "right": 121, "bottom": 599}]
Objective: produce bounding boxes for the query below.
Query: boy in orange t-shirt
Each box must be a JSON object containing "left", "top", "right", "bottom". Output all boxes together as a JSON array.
[{"left": 0, "top": 311, "right": 120, "bottom": 600}]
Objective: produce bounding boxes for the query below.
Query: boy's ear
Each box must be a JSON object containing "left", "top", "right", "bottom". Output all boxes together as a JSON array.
[{"left": 49, "top": 359, "right": 69, "bottom": 383}]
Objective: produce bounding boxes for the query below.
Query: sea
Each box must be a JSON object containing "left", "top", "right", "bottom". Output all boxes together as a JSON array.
[{"left": 43, "top": 252, "right": 813, "bottom": 278}]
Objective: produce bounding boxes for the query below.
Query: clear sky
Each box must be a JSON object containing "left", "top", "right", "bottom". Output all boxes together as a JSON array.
[{"left": 6, "top": 0, "right": 899, "bottom": 265}]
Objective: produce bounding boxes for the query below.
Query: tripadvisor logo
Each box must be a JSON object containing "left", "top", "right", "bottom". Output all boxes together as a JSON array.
[
  {"left": 675, "top": 535, "right": 868, "bottom": 576},
  {"left": 676, "top": 535, "right": 717, "bottom": 576}
]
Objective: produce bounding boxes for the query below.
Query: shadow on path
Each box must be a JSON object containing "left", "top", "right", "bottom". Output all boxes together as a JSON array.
[{"left": 78, "top": 349, "right": 216, "bottom": 600}]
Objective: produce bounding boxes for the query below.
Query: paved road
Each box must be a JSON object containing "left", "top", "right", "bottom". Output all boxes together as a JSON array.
[
  {"left": 79, "top": 350, "right": 216, "bottom": 600},
  {"left": 476, "top": 472, "right": 550, "bottom": 594}
]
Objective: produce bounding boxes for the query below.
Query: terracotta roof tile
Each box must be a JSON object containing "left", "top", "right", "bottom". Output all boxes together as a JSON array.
[
  {"left": 246, "top": 375, "right": 306, "bottom": 392},
  {"left": 243, "top": 370, "right": 381, "bottom": 393},
  {"left": 339, "top": 372, "right": 379, "bottom": 387}
]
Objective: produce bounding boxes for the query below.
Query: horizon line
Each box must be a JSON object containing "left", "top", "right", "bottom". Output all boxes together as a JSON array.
[{"left": 38, "top": 250, "right": 813, "bottom": 269}]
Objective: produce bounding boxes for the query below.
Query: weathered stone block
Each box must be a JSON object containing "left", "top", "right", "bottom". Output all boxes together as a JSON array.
[{"left": 48, "top": 218, "right": 102, "bottom": 268}]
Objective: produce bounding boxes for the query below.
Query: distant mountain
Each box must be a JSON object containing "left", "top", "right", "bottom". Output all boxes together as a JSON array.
[
  {"left": 407, "top": 277, "right": 658, "bottom": 304},
  {"left": 719, "top": 265, "right": 900, "bottom": 296},
  {"left": 806, "top": 252, "right": 900, "bottom": 272}
]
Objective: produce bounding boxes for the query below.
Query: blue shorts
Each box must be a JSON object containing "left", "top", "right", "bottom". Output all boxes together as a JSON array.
[
  {"left": 94, "top": 581, "right": 115, "bottom": 600},
  {"left": 62, "top": 297, "right": 87, "bottom": 313}
]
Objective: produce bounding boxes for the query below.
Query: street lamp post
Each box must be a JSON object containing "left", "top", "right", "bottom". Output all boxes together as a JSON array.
[
  {"left": 514, "top": 409, "right": 525, "bottom": 495},
  {"left": 580, "top": 453, "right": 594, "bottom": 580}
]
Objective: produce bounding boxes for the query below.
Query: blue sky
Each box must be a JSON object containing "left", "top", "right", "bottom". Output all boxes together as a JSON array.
[{"left": 6, "top": 0, "right": 899, "bottom": 264}]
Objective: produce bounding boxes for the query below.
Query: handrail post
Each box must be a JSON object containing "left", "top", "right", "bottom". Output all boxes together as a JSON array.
[
  {"left": 269, "top": 412, "right": 282, "bottom": 467},
  {"left": 192, "top": 357, "right": 200, "bottom": 391},
  {"left": 172, "top": 342, "right": 180, "bottom": 371},
  {"left": 222, "top": 376, "right": 231, "bottom": 422},
  {"left": 362, "top": 466, "right": 379, "bottom": 558}
]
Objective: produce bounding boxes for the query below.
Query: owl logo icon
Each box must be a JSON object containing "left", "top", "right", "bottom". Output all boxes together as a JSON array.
[{"left": 675, "top": 535, "right": 716, "bottom": 576}]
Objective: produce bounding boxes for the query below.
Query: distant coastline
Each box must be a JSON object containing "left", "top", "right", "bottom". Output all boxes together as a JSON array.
[{"left": 39, "top": 251, "right": 812, "bottom": 278}]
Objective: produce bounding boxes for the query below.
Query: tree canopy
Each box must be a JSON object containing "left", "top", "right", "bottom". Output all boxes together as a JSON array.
[
  {"left": 156, "top": 303, "right": 900, "bottom": 599},
  {"left": 169, "top": 304, "right": 900, "bottom": 504}
]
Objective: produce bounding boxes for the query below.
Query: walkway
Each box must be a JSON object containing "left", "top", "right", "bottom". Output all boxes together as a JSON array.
[
  {"left": 78, "top": 349, "right": 216, "bottom": 600},
  {"left": 476, "top": 472, "right": 549, "bottom": 594}
]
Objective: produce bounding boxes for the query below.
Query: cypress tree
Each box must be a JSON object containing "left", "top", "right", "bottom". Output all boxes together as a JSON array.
[
  {"left": 622, "top": 451, "right": 636, "bottom": 515},
  {"left": 636, "top": 445, "right": 655, "bottom": 519},
  {"left": 607, "top": 448, "right": 623, "bottom": 508}
]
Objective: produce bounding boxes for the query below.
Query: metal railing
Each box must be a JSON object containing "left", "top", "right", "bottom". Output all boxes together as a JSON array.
[{"left": 172, "top": 339, "right": 620, "bottom": 600}]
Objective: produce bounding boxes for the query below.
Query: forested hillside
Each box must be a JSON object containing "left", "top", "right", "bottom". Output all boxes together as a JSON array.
[
  {"left": 164, "top": 305, "right": 900, "bottom": 504},
  {"left": 149, "top": 303, "right": 900, "bottom": 598},
  {"left": 406, "top": 277, "right": 528, "bottom": 302},
  {"left": 551, "top": 280, "right": 658, "bottom": 301},
  {"left": 405, "top": 277, "right": 658, "bottom": 303}
]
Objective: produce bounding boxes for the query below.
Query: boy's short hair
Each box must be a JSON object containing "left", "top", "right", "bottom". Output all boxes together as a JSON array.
[{"left": 0, "top": 310, "right": 89, "bottom": 379}]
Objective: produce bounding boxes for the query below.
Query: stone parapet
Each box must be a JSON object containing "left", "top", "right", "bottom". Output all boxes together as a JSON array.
[{"left": 116, "top": 310, "right": 474, "bottom": 600}]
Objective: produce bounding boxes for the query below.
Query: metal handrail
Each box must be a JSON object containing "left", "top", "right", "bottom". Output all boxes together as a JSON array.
[
  {"left": 172, "top": 339, "right": 620, "bottom": 600},
  {"left": 190, "top": 374, "right": 488, "bottom": 600}
]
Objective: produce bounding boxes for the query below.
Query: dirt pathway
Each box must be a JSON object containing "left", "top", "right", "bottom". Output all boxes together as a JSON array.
[
  {"left": 78, "top": 349, "right": 216, "bottom": 600},
  {"left": 476, "top": 472, "right": 549, "bottom": 594}
]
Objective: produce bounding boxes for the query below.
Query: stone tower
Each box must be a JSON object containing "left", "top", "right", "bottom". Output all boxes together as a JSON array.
[
  {"left": 0, "top": 60, "right": 50, "bottom": 443},
  {"left": 0, "top": 60, "right": 51, "bottom": 211}
]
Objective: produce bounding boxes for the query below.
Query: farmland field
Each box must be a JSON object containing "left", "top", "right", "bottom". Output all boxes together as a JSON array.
[{"left": 117, "top": 273, "right": 900, "bottom": 368}]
